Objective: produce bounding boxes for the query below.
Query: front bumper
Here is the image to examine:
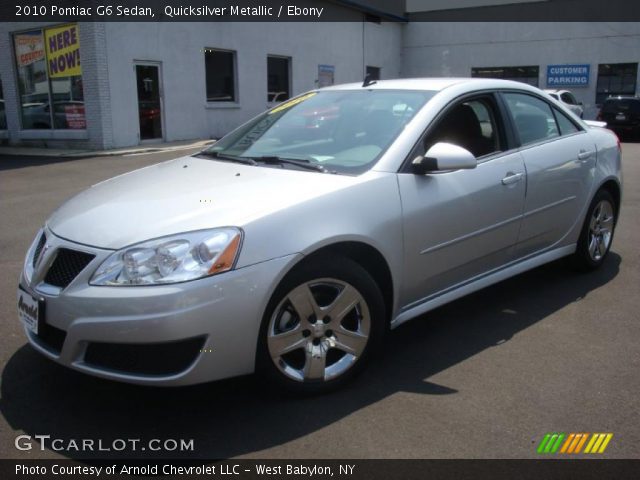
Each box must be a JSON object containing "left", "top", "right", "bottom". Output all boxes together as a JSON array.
[{"left": 19, "top": 230, "right": 300, "bottom": 386}]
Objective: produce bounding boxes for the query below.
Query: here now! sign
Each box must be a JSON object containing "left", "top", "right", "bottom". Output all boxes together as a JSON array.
[
  {"left": 546, "top": 64, "right": 590, "bottom": 87},
  {"left": 44, "top": 24, "right": 82, "bottom": 78}
]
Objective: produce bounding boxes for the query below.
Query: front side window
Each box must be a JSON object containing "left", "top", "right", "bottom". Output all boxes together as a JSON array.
[
  {"left": 425, "top": 97, "right": 503, "bottom": 158},
  {"left": 504, "top": 93, "right": 559, "bottom": 146},
  {"left": 203, "top": 89, "right": 434, "bottom": 174},
  {"left": 205, "top": 48, "right": 236, "bottom": 102},
  {"left": 13, "top": 25, "right": 85, "bottom": 130}
]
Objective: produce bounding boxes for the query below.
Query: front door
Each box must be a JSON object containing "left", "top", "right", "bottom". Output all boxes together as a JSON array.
[
  {"left": 135, "top": 64, "right": 163, "bottom": 141},
  {"left": 398, "top": 94, "right": 527, "bottom": 309}
]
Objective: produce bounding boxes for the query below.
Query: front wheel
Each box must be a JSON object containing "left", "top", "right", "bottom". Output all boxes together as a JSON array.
[
  {"left": 257, "top": 256, "right": 385, "bottom": 393},
  {"left": 570, "top": 189, "right": 617, "bottom": 271}
]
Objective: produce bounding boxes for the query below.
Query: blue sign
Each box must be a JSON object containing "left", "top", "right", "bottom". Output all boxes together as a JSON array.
[{"left": 547, "top": 64, "right": 590, "bottom": 87}]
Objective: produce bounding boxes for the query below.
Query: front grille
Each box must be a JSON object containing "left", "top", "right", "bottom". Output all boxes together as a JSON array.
[
  {"left": 44, "top": 248, "right": 95, "bottom": 288},
  {"left": 32, "top": 232, "right": 46, "bottom": 267},
  {"left": 84, "top": 336, "right": 206, "bottom": 376}
]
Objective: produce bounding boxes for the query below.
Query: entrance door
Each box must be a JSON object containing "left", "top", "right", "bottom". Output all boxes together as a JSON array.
[{"left": 135, "top": 64, "right": 163, "bottom": 141}]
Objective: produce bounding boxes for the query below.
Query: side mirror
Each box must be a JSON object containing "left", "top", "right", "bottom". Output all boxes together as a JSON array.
[{"left": 411, "top": 142, "right": 477, "bottom": 175}]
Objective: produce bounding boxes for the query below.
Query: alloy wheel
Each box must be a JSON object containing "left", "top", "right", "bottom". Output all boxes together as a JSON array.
[
  {"left": 267, "top": 278, "right": 371, "bottom": 383},
  {"left": 588, "top": 199, "right": 614, "bottom": 262}
]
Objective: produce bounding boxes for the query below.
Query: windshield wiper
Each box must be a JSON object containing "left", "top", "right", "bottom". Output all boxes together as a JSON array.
[
  {"left": 194, "top": 150, "right": 258, "bottom": 166},
  {"left": 251, "top": 156, "right": 330, "bottom": 173}
]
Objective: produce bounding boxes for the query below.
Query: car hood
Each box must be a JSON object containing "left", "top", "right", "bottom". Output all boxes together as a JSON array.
[{"left": 48, "top": 156, "right": 358, "bottom": 249}]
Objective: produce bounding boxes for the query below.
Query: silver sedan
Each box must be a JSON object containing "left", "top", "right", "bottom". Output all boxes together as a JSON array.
[{"left": 17, "top": 78, "right": 622, "bottom": 393}]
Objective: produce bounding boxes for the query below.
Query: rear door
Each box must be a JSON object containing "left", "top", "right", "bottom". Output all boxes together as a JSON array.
[{"left": 501, "top": 92, "right": 596, "bottom": 258}]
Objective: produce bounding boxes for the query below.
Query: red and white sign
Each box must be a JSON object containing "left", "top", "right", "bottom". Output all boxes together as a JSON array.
[
  {"left": 15, "top": 31, "right": 45, "bottom": 67},
  {"left": 64, "top": 104, "right": 86, "bottom": 129}
]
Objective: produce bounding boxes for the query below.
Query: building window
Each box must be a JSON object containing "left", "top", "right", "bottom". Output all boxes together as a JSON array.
[
  {"left": 366, "top": 66, "right": 381, "bottom": 81},
  {"left": 472, "top": 66, "right": 539, "bottom": 87},
  {"left": 204, "top": 48, "right": 236, "bottom": 102},
  {"left": 267, "top": 56, "right": 291, "bottom": 103},
  {"left": 13, "top": 25, "right": 85, "bottom": 130},
  {"left": 596, "top": 63, "right": 638, "bottom": 104},
  {"left": 0, "top": 79, "right": 6, "bottom": 129}
]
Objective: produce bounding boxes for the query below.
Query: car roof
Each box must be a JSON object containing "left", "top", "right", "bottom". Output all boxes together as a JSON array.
[
  {"left": 320, "top": 77, "right": 540, "bottom": 93},
  {"left": 543, "top": 89, "right": 571, "bottom": 94}
]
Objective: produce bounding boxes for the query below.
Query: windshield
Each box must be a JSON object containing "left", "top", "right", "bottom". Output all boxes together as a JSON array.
[{"left": 201, "top": 89, "right": 435, "bottom": 174}]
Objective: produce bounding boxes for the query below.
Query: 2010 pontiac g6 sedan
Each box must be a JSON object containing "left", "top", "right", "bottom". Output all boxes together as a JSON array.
[{"left": 17, "top": 78, "right": 622, "bottom": 393}]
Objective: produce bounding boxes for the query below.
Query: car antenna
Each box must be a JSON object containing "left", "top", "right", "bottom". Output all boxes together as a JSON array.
[{"left": 362, "top": 73, "right": 377, "bottom": 88}]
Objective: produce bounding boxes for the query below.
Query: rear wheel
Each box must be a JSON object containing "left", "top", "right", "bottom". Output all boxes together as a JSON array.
[
  {"left": 257, "top": 256, "right": 385, "bottom": 393},
  {"left": 570, "top": 189, "right": 617, "bottom": 271}
]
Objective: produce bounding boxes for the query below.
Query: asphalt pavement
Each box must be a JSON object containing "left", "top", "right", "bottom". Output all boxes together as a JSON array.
[{"left": 0, "top": 144, "right": 638, "bottom": 460}]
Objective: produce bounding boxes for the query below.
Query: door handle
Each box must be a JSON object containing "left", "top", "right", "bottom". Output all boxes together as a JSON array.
[
  {"left": 501, "top": 172, "right": 524, "bottom": 185},
  {"left": 577, "top": 150, "right": 594, "bottom": 161}
]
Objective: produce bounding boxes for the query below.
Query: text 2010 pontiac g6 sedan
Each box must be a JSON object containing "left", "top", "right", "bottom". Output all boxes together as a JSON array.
[{"left": 18, "top": 78, "right": 622, "bottom": 392}]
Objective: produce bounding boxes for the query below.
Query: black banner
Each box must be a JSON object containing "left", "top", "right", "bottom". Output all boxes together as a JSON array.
[
  {"left": 2, "top": 1, "right": 398, "bottom": 23},
  {"left": 1, "top": 0, "right": 639, "bottom": 22},
  {"left": 2, "top": 459, "right": 640, "bottom": 479}
]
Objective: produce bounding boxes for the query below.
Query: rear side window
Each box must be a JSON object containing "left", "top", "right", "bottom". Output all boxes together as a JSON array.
[
  {"left": 504, "top": 93, "right": 559, "bottom": 146},
  {"left": 553, "top": 108, "right": 580, "bottom": 135}
]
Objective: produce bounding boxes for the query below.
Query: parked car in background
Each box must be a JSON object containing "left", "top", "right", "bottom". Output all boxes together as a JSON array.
[
  {"left": 18, "top": 78, "right": 622, "bottom": 393},
  {"left": 21, "top": 101, "right": 85, "bottom": 129},
  {"left": 544, "top": 89, "right": 584, "bottom": 118},
  {"left": 597, "top": 96, "right": 640, "bottom": 140}
]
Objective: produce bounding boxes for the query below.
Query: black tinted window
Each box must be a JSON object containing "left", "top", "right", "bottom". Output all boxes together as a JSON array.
[
  {"left": 427, "top": 98, "right": 502, "bottom": 158},
  {"left": 603, "top": 99, "right": 640, "bottom": 114},
  {"left": 205, "top": 48, "right": 236, "bottom": 102}
]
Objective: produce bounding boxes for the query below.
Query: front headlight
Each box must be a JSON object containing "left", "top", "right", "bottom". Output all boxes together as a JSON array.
[{"left": 90, "top": 228, "right": 242, "bottom": 286}]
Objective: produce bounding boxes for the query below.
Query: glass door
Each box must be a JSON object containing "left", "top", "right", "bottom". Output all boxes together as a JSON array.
[{"left": 135, "top": 64, "right": 163, "bottom": 140}]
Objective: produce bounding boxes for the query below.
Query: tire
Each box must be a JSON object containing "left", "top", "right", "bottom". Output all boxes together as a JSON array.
[
  {"left": 570, "top": 189, "right": 617, "bottom": 272},
  {"left": 256, "top": 255, "right": 385, "bottom": 394}
]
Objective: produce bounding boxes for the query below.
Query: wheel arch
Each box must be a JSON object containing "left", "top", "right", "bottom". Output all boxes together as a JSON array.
[
  {"left": 598, "top": 178, "right": 622, "bottom": 223},
  {"left": 290, "top": 241, "right": 395, "bottom": 325}
]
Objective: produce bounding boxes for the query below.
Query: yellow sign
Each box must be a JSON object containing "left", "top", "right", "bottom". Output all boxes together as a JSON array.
[
  {"left": 44, "top": 24, "right": 81, "bottom": 78},
  {"left": 268, "top": 92, "right": 317, "bottom": 115}
]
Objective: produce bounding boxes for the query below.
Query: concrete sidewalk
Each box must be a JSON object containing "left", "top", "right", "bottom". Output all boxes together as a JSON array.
[{"left": 0, "top": 139, "right": 214, "bottom": 158}]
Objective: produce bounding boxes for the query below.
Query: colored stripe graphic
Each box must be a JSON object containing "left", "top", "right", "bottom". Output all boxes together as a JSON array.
[
  {"left": 539, "top": 433, "right": 613, "bottom": 454},
  {"left": 584, "top": 433, "right": 613, "bottom": 454},
  {"left": 537, "top": 434, "right": 552, "bottom": 453},
  {"left": 560, "top": 433, "right": 575, "bottom": 453},
  {"left": 537, "top": 433, "right": 566, "bottom": 453}
]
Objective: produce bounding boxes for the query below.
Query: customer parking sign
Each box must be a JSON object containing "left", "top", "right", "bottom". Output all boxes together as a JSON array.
[{"left": 547, "top": 64, "right": 590, "bottom": 87}]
